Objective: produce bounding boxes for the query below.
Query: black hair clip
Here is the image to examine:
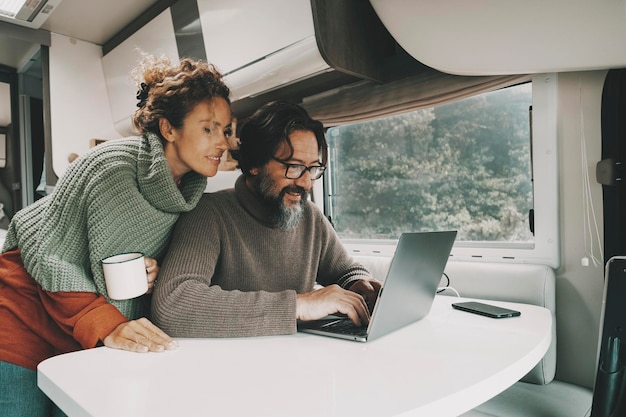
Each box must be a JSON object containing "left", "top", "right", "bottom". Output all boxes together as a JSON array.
[{"left": 136, "top": 82, "right": 150, "bottom": 108}]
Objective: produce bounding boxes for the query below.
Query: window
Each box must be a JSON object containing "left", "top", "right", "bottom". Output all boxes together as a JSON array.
[{"left": 322, "top": 75, "right": 559, "bottom": 267}]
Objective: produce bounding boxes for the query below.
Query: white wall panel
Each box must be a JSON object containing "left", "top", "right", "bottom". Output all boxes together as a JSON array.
[
  {"left": 0, "top": 82, "right": 9, "bottom": 126},
  {"left": 101, "top": 10, "right": 178, "bottom": 137},
  {"left": 49, "top": 33, "right": 119, "bottom": 178}
]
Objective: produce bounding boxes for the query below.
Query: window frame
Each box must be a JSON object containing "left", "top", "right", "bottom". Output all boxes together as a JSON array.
[{"left": 314, "top": 73, "right": 560, "bottom": 268}]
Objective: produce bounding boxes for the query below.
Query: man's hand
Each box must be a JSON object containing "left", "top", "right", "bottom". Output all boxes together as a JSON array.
[
  {"left": 103, "top": 318, "right": 178, "bottom": 353},
  {"left": 347, "top": 279, "right": 382, "bottom": 313},
  {"left": 296, "top": 284, "right": 370, "bottom": 326}
]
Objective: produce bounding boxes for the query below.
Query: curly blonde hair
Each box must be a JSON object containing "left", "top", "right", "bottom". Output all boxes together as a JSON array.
[{"left": 131, "top": 53, "right": 230, "bottom": 137}]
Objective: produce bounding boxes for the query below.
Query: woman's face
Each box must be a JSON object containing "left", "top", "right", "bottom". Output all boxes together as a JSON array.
[{"left": 162, "top": 97, "right": 232, "bottom": 182}]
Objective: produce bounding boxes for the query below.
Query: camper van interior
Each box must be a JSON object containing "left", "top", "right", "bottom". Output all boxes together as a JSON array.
[{"left": 1, "top": 0, "right": 626, "bottom": 415}]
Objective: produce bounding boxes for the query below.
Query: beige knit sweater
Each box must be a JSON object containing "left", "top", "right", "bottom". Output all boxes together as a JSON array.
[{"left": 152, "top": 175, "right": 372, "bottom": 337}]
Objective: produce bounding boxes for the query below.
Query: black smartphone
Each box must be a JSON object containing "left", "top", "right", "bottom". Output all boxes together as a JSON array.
[{"left": 452, "top": 301, "right": 521, "bottom": 318}]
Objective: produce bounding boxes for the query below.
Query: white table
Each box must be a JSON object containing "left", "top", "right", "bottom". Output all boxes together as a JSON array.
[{"left": 38, "top": 296, "right": 552, "bottom": 417}]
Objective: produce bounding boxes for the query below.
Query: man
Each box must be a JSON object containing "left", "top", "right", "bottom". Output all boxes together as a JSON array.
[{"left": 152, "top": 101, "right": 381, "bottom": 337}]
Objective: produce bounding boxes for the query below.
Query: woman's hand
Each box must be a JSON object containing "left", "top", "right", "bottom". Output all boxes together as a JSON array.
[
  {"left": 145, "top": 257, "right": 159, "bottom": 294},
  {"left": 103, "top": 317, "right": 178, "bottom": 353}
]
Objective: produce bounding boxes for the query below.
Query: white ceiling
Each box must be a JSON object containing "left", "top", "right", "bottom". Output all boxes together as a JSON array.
[
  {"left": 40, "top": 0, "right": 160, "bottom": 45},
  {"left": 0, "top": 0, "right": 160, "bottom": 126}
]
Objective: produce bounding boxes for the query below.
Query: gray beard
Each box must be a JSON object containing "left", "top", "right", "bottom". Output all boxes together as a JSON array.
[
  {"left": 258, "top": 173, "right": 305, "bottom": 231},
  {"left": 273, "top": 203, "right": 304, "bottom": 231}
]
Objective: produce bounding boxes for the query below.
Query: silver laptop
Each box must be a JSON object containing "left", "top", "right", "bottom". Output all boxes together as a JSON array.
[{"left": 298, "top": 231, "right": 456, "bottom": 342}]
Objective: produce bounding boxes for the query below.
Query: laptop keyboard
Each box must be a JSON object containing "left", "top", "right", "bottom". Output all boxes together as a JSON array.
[{"left": 322, "top": 319, "right": 368, "bottom": 336}]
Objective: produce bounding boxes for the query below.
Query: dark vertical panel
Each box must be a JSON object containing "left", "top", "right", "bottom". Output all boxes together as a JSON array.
[
  {"left": 41, "top": 45, "right": 56, "bottom": 188},
  {"left": 591, "top": 258, "right": 626, "bottom": 417},
  {"left": 170, "top": 0, "right": 206, "bottom": 61},
  {"left": 600, "top": 69, "right": 626, "bottom": 263},
  {"left": 30, "top": 97, "right": 44, "bottom": 201},
  {"left": 597, "top": 73, "right": 626, "bottom": 417}
]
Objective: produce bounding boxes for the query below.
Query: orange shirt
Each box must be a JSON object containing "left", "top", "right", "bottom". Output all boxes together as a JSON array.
[{"left": 0, "top": 249, "right": 129, "bottom": 370}]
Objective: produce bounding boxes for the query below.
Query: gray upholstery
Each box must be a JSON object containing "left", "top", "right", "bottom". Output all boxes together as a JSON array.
[
  {"left": 460, "top": 381, "right": 592, "bottom": 417},
  {"left": 353, "top": 256, "right": 593, "bottom": 416}
]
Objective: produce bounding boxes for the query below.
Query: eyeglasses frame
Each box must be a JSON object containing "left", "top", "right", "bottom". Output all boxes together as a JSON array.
[{"left": 271, "top": 157, "right": 326, "bottom": 180}]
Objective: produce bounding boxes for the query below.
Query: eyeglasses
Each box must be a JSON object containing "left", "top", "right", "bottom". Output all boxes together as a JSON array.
[{"left": 271, "top": 157, "right": 326, "bottom": 180}]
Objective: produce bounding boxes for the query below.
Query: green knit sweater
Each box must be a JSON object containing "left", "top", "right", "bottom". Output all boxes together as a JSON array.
[{"left": 2, "top": 133, "right": 207, "bottom": 319}]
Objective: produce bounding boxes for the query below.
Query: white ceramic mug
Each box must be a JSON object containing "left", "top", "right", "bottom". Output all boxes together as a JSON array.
[{"left": 101, "top": 252, "right": 148, "bottom": 300}]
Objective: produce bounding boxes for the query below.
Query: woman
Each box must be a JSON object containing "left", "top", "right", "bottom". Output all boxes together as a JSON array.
[{"left": 0, "top": 55, "right": 232, "bottom": 416}]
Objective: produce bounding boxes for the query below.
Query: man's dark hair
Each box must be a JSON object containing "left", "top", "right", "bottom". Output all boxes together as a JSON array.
[{"left": 234, "top": 101, "right": 328, "bottom": 176}]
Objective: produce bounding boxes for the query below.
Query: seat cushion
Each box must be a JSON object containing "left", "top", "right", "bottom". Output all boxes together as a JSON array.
[{"left": 460, "top": 380, "right": 592, "bottom": 417}]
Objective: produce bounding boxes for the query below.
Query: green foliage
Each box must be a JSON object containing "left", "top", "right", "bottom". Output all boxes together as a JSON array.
[{"left": 327, "top": 84, "right": 533, "bottom": 242}]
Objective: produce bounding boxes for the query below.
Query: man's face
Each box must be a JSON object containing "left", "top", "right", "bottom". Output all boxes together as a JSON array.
[{"left": 250, "top": 129, "right": 322, "bottom": 230}]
